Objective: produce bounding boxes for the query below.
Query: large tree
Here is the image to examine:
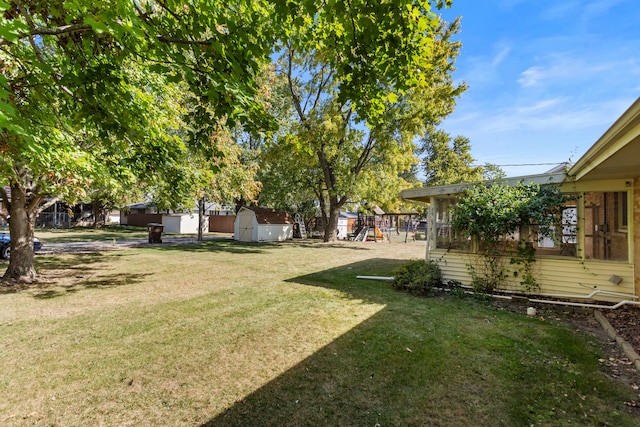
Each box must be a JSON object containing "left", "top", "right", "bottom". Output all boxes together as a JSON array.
[
  {"left": 0, "top": 0, "right": 283, "bottom": 282},
  {"left": 420, "top": 127, "right": 506, "bottom": 186},
  {"left": 420, "top": 128, "right": 483, "bottom": 186},
  {"left": 277, "top": 13, "right": 466, "bottom": 241}
]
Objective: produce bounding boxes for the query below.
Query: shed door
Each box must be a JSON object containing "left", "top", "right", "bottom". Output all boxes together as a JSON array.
[{"left": 238, "top": 212, "right": 254, "bottom": 241}]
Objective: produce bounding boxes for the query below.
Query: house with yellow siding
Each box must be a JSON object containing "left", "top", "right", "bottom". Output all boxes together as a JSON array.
[{"left": 401, "top": 97, "right": 640, "bottom": 303}]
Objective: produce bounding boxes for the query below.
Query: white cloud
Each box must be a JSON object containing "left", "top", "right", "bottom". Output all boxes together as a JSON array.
[
  {"left": 582, "top": 0, "right": 629, "bottom": 21},
  {"left": 441, "top": 98, "right": 636, "bottom": 177},
  {"left": 436, "top": 0, "right": 639, "bottom": 176},
  {"left": 516, "top": 53, "right": 628, "bottom": 89},
  {"left": 446, "top": 97, "right": 636, "bottom": 138},
  {"left": 517, "top": 66, "right": 545, "bottom": 87},
  {"left": 498, "top": 0, "right": 531, "bottom": 10},
  {"left": 515, "top": 98, "right": 564, "bottom": 114},
  {"left": 492, "top": 45, "right": 511, "bottom": 67},
  {"left": 542, "top": 0, "right": 628, "bottom": 23},
  {"left": 541, "top": 1, "right": 581, "bottom": 20}
]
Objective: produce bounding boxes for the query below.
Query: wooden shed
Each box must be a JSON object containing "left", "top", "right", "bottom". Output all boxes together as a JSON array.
[{"left": 234, "top": 207, "right": 294, "bottom": 242}]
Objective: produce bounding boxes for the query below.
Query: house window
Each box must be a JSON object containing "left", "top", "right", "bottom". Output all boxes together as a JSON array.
[
  {"left": 533, "top": 203, "right": 578, "bottom": 257},
  {"left": 583, "top": 192, "right": 629, "bottom": 261},
  {"left": 435, "top": 198, "right": 470, "bottom": 251}
]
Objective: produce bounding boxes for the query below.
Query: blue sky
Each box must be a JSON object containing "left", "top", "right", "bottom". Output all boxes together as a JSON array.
[{"left": 437, "top": 0, "right": 640, "bottom": 177}]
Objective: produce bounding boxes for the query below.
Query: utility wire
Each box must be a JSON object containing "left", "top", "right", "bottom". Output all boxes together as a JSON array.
[{"left": 472, "top": 162, "right": 568, "bottom": 167}]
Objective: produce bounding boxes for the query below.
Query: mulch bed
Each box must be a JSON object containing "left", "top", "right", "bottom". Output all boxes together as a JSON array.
[{"left": 602, "top": 306, "right": 640, "bottom": 356}]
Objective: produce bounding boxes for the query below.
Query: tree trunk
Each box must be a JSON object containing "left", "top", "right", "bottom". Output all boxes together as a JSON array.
[
  {"left": 92, "top": 199, "right": 105, "bottom": 229},
  {"left": 198, "top": 197, "right": 205, "bottom": 242},
  {"left": 323, "top": 197, "right": 342, "bottom": 242},
  {"left": 3, "top": 183, "right": 38, "bottom": 282}
]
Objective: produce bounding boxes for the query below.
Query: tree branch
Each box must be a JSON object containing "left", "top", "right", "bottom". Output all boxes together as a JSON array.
[
  {"left": 19, "top": 23, "right": 92, "bottom": 38},
  {"left": 287, "top": 43, "right": 308, "bottom": 126},
  {"left": 310, "top": 64, "right": 334, "bottom": 111},
  {"left": 4, "top": 17, "right": 212, "bottom": 48},
  {"left": 37, "top": 195, "right": 60, "bottom": 213},
  {"left": 0, "top": 185, "right": 10, "bottom": 213},
  {"left": 16, "top": 1, "right": 46, "bottom": 64},
  {"left": 156, "top": 35, "right": 213, "bottom": 45},
  {"left": 156, "top": 0, "right": 183, "bottom": 22},
  {"left": 352, "top": 132, "right": 375, "bottom": 176}
]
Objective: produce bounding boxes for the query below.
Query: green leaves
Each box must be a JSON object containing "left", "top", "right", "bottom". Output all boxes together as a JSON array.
[
  {"left": 279, "top": 0, "right": 452, "bottom": 124},
  {"left": 83, "top": 16, "right": 108, "bottom": 33},
  {"left": 421, "top": 128, "right": 485, "bottom": 186},
  {"left": 451, "top": 182, "right": 573, "bottom": 290},
  {"left": 453, "top": 182, "right": 563, "bottom": 240}
]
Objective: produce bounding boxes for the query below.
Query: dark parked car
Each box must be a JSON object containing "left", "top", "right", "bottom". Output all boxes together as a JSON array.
[{"left": 0, "top": 233, "right": 42, "bottom": 259}]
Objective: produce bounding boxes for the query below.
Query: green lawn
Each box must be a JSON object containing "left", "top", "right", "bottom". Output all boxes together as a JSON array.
[{"left": 0, "top": 237, "right": 638, "bottom": 426}]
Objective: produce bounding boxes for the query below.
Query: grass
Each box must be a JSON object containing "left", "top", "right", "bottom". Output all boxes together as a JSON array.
[{"left": 0, "top": 235, "right": 638, "bottom": 426}]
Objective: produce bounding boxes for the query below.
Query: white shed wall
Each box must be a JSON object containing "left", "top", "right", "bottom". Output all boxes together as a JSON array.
[
  {"left": 257, "top": 224, "right": 293, "bottom": 242},
  {"left": 162, "top": 214, "right": 207, "bottom": 234},
  {"left": 337, "top": 218, "right": 349, "bottom": 240},
  {"left": 234, "top": 207, "right": 293, "bottom": 242}
]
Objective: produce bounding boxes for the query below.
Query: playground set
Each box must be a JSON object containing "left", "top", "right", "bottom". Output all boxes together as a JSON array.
[{"left": 349, "top": 212, "right": 422, "bottom": 242}]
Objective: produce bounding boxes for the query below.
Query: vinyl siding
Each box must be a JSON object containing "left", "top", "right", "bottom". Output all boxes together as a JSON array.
[{"left": 429, "top": 249, "right": 636, "bottom": 302}]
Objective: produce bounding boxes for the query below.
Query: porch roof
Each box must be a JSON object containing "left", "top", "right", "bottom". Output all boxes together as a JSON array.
[{"left": 400, "top": 172, "right": 567, "bottom": 203}]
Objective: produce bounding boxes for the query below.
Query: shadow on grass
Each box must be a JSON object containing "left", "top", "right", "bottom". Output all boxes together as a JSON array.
[
  {"left": 285, "top": 257, "right": 407, "bottom": 304},
  {"left": 36, "top": 252, "right": 115, "bottom": 269},
  {"left": 203, "top": 312, "right": 426, "bottom": 427},
  {"left": 145, "top": 238, "right": 377, "bottom": 256},
  {"left": 145, "top": 239, "right": 268, "bottom": 255},
  {"left": 0, "top": 252, "right": 150, "bottom": 298},
  {"left": 0, "top": 240, "right": 379, "bottom": 297},
  {"left": 30, "top": 272, "right": 151, "bottom": 299},
  {"left": 201, "top": 259, "right": 422, "bottom": 426},
  {"left": 200, "top": 259, "right": 639, "bottom": 427}
]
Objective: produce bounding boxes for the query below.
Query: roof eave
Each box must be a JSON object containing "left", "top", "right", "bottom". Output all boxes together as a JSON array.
[{"left": 401, "top": 172, "right": 568, "bottom": 201}]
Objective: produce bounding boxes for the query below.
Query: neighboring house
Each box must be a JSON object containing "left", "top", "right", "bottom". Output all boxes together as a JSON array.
[
  {"left": 401, "top": 97, "right": 640, "bottom": 303},
  {"left": 1, "top": 190, "right": 103, "bottom": 228},
  {"left": 234, "top": 207, "right": 294, "bottom": 242}
]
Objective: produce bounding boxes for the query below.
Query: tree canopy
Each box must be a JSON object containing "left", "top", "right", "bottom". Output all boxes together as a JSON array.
[
  {"left": 420, "top": 127, "right": 506, "bottom": 186},
  {"left": 1, "top": 0, "right": 463, "bottom": 280},
  {"left": 263, "top": 14, "right": 465, "bottom": 241},
  {"left": 0, "top": 0, "right": 287, "bottom": 280}
]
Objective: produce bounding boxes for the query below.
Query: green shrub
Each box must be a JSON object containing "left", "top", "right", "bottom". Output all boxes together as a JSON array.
[
  {"left": 392, "top": 259, "right": 442, "bottom": 296},
  {"left": 451, "top": 182, "right": 574, "bottom": 292}
]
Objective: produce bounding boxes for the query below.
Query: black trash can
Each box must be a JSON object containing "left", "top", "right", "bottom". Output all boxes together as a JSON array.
[{"left": 147, "top": 223, "right": 164, "bottom": 243}]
